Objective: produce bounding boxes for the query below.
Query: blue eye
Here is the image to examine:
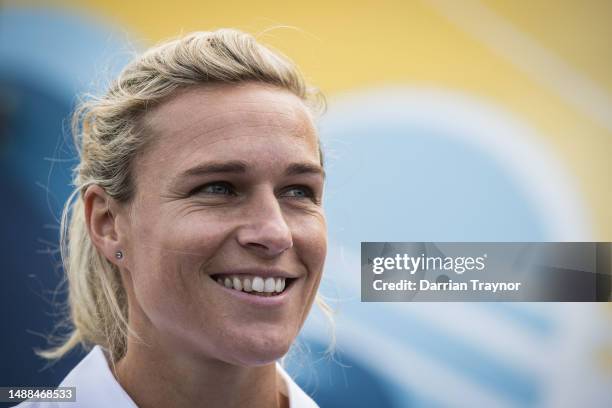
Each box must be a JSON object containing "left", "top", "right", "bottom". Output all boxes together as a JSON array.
[
  {"left": 282, "top": 186, "right": 314, "bottom": 198},
  {"left": 195, "top": 182, "right": 234, "bottom": 195}
]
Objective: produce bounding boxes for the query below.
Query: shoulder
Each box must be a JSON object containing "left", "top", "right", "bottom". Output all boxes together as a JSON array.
[
  {"left": 14, "top": 348, "right": 318, "bottom": 408},
  {"left": 276, "top": 362, "right": 320, "bottom": 408},
  {"left": 13, "top": 346, "right": 136, "bottom": 408}
]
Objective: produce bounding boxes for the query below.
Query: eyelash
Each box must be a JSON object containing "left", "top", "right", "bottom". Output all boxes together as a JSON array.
[
  {"left": 193, "top": 182, "right": 235, "bottom": 196},
  {"left": 192, "top": 182, "right": 318, "bottom": 201}
]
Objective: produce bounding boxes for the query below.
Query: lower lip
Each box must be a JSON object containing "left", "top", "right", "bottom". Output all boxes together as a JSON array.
[{"left": 210, "top": 277, "right": 296, "bottom": 307}]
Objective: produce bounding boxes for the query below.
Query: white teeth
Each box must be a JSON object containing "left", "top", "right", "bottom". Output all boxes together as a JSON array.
[
  {"left": 275, "top": 278, "right": 282, "bottom": 293},
  {"left": 232, "top": 277, "right": 242, "bottom": 291},
  {"left": 243, "top": 278, "right": 252, "bottom": 292},
  {"left": 214, "top": 275, "right": 288, "bottom": 295},
  {"left": 252, "top": 276, "right": 264, "bottom": 292},
  {"left": 264, "top": 277, "right": 276, "bottom": 292}
]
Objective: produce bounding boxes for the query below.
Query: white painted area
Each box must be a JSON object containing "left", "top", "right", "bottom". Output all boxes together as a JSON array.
[
  {"left": 425, "top": 0, "right": 612, "bottom": 133},
  {"left": 320, "top": 87, "right": 593, "bottom": 240},
  {"left": 303, "top": 314, "right": 520, "bottom": 408}
]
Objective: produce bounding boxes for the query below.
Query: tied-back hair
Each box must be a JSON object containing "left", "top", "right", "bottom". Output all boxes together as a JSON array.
[{"left": 40, "top": 28, "right": 333, "bottom": 363}]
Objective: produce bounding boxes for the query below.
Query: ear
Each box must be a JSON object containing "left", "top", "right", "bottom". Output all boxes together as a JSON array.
[{"left": 83, "top": 184, "right": 124, "bottom": 266}]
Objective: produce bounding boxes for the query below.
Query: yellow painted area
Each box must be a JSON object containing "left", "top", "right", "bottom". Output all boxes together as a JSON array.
[
  {"left": 484, "top": 0, "right": 612, "bottom": 93},
  {"left": 595, "top": 347, "right": 612, "bottom": 373},
  {"left": 18, "top": 0, "right": 612, "bottom": 238}
]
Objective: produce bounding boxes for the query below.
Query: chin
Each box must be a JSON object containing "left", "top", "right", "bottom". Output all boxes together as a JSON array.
[{"left": 225, "top": 333, "right": 294, "bottom": 367}]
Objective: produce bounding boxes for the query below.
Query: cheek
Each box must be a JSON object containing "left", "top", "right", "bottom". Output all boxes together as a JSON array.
[
  {"left": 127, "top": 214, "right": 230, "bottom": 315},
  {"left": 292, "top": 212, "right": 327, "bottom": 281},
  {"left": 293, "top": 216, "right": 327, "bottom": 327},
  {"left": 304, "top": 212, "right": 327, "bottom": 254},
  {"left": 135, "top": 210, "right": 229, "bottom": 261}
]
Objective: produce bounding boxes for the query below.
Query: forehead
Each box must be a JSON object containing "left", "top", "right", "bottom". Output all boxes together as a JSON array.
[
  {"left": 135, "top": 83, "right": 320, "bottom": 182},
  {"left": 145, "top": 82, "right": 315, "bottom": 146}
]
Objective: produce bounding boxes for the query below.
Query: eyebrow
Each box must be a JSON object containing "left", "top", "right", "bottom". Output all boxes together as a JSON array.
[
  {"left": 285, "top": 162, "right": 326, "bottom": 179},
  {"left": 173, "top": 160, "right": 325, "bottom": 182}
]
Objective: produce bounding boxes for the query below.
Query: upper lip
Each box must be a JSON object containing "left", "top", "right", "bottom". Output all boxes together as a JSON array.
[{"left": 210, "top": 268, "right": 300, "bottom": 279}]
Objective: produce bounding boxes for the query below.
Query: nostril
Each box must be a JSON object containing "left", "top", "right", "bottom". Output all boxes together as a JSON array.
[
  {"left": 238, "top": 225, "right": 293, "bottom": 257},
  {"left": 248, "top": 243, "right": 268, "bottom": 250}
]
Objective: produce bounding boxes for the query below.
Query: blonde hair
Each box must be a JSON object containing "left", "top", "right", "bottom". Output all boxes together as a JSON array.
[{"left": 40, "top": 29, "right": 333, "bottom": 363}]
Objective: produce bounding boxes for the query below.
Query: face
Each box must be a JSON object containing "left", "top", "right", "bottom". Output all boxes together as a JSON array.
[{"left": 118, "top": 82, "right": 327, "bottom": 366}]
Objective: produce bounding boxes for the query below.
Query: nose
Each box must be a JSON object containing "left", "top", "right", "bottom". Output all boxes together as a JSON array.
[{"left": 236, "top": 190, "right": 293, "bottom": 258}]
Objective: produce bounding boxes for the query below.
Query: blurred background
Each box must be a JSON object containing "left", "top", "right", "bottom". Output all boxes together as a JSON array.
[{"left": 1, "top": 0, "right": 611, "bottom": 407}]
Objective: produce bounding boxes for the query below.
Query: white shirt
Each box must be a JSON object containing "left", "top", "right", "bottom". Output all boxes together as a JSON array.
[{"left": 15, "top": 346, "right": 319, "bottom": 408}]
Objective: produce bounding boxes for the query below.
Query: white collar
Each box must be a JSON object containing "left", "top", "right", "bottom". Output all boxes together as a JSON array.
[{"left": 57, "top": 346, "right": 318, "bottom": 408}]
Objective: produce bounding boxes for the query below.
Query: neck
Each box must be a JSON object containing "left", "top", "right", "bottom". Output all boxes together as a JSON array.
[{"left": 113, "top": 335, "right": 283, "bottom": 408}]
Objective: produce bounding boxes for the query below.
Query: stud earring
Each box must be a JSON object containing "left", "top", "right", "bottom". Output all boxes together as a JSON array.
[{"left": 115, "top": 251, "right": 123, "bottom": 260}]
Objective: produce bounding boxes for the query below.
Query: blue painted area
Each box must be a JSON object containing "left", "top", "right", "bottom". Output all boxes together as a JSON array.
[
  {"left": 0, "top": 79, "right": 87, "bottom": 405},
  {"left": 0, "top": 8, "right": 131, "bottom": 407},
  {"left": 285, "top": 338, "right": 399, "bottom": 408},
  {"left": 481, "top": 303, "right": 556, "bottom": 337},
  {"left": 322, "top": 124, "right": 548, "bottom": 243},
  {"left": 348, "top": 304, "right": 541, "bottom": 407},
  {"left": 0, "top": 7, "right": 135, "bottom": 99},
  {"left": 1, "top": 78, "right": 75, "bottom": 221},
  {"left": 287, "top": 337, "right": 453, "bottom": 408}
]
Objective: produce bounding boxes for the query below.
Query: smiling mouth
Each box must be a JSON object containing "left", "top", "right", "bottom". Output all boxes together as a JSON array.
[{"left": 210, "top": 274, "right": 295, "bottom": 297}]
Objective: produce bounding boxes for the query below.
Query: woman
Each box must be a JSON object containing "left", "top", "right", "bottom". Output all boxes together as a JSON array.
[{"left": 20, "top": 29, "right": 329, "bottom": 408}]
